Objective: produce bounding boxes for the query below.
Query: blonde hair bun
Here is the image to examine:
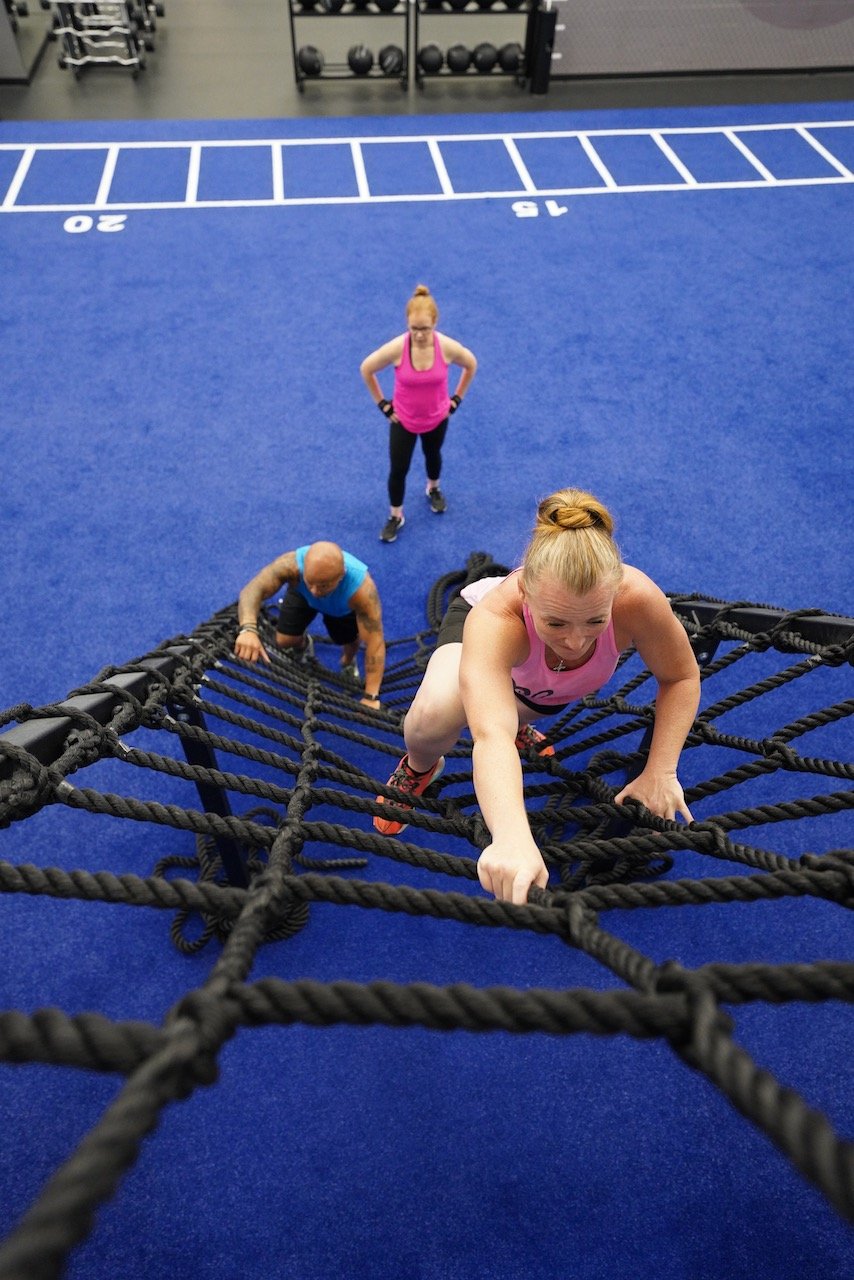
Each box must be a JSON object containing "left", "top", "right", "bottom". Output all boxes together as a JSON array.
[
  {"left": 536, "top": 493, "right": 615, "bottom": 537},
  {"left": 523, "top": 487, "right": 621, "bottom": 595}
]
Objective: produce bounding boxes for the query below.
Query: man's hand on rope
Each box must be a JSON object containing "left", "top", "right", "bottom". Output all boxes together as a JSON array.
[
  {"left": 614, "top": 769, "right": 693, "bottom": 823},
  {"left": 477, "top": 837, "right": 549, "bottom": 905},
  {"left": 234, "top": 630, "right": 271, "bottom": 665}
]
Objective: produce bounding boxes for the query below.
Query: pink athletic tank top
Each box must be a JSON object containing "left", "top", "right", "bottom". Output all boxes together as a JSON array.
[
  {"left": 392, "top": 333, "right": 450, "bottom": 434},
  {"left": 460, "top": 573, "right": 622, "bottom": 709}
]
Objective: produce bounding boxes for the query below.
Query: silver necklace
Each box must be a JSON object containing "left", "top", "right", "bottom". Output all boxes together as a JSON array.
[{"left": 551, "top": 655, "right": 566, "bottom": 673}]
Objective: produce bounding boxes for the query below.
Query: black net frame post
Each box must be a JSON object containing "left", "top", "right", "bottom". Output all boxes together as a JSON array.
[
  {"left": 669, "top": 597, "right": 854, "bottom": 653},
  {"left": 163, "top": 697, "right": 250, "bottom": 890},
  {"left": 0, "top": 635, "right": 250, "bottom": 889},
  {"left": 524, "top": 0, "right": 555, "bottom": 93}
]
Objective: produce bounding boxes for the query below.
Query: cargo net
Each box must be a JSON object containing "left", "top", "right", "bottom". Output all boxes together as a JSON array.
[{"left": 0, "top": 552, "right": 852, "bottom": 1275}]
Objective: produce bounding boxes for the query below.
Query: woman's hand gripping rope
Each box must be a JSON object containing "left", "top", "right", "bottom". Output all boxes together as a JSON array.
[{"left": 477, "top": 836, "right": 549, "bottom": 906}]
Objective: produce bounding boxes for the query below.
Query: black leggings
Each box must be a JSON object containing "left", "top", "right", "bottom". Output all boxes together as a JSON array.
[{"left": 388, "top": 417, "right": 449, "bottom": 507}]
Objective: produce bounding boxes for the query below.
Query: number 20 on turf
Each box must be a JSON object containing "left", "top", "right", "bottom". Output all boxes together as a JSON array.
[{"left": 64, "top": 215, "right": 127, "bottom": 233}]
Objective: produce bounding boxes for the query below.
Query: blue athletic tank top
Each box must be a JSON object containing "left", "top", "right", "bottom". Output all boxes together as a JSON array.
[{"left": 295, "top": 547, "right": 368, "bottom": 617}]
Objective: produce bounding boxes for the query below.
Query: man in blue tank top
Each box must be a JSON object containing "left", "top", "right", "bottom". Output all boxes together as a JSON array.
[{"left": 233, "top": 541, "right": 385, "bottom": 708}]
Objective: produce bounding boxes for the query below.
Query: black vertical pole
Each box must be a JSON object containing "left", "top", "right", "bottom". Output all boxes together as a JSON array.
[
  {"left": 526, "top": 1, "right": 556, "bottom": 95},
  {"left": 170, "top": 702, "right": 249, "bottom": 889}
]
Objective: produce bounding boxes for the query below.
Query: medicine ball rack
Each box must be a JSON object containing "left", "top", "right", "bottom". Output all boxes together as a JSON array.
[
  {"left": 414, "top": 0, "right": 530, "bottom": 86},
  {"left": 288, "top": 0, "right": 410, "bottom": 91}
]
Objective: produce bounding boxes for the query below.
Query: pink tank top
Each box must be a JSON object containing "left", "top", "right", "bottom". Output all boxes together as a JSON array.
[
  {"left": 460, "top": 573, "right": 622, "bottom": 710},
  {"left": 392, "top": 333, "right": 450, "bottom": 434}
]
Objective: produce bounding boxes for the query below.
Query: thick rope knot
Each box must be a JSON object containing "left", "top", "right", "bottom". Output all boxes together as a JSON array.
[
  {"left": 141, "top": 702, "right": 170, "bottom": 729},
  {"left": 564, "top": 896, "right": 599, "bottom": 948},
  {"left": 0, "top": 702, "right": 33, "bottom": 731},
  {"left": 607, "top": 796, "right": 681, "bottom": 835},
  {"left": 817, "top": 640, "right": 854, "bottom": 668},
  {"left": 688, "top": 820, "right": 734, "bottom": 858},
  {"left": 72, "top": 683, "right": 148, "bottom": 736},
  {"left": 652, "top": 960, "right": 734, "bottom": 1046},
  {"left": 18, "top": 702, "right": 124, "bottom": 777},
  {"left": 166, "top": 988, "right": 242, "bottom": 1088},
  {"left": 0, "top": 741, "right": 57, "bottom": 823},
  {"left": 799, "top": 851, "right": 854, "bottom": 899},
  {"left": 759, "top": 737, "right": 801, "bottom": 767}
]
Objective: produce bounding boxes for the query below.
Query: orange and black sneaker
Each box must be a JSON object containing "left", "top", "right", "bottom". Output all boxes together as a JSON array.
[
  {"left": 373, "top": 754, "right": 445, "bottom": 836},
  {"left": 515, "top": 724, "right": 555, "bottom": 757}
]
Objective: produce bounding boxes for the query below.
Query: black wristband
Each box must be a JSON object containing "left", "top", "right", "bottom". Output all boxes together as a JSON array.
[
  {"left": 449, "top": 393, "right": 462, "bottom": 413},
  {"left": 378, "top": 399, "right": 394, "bottom": 418}
]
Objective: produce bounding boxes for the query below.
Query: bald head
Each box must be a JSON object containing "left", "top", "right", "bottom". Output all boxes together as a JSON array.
[{"left": 303, "top": 542, "right": 345, "bottom": 597}]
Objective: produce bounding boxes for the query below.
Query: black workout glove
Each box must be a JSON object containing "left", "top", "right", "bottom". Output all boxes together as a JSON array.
[
  {"left": 449, "top": 394, "right": 462, "bottom": 414},
  {"left": 378, "top": 399, "right": 395, "bottom": 418}
]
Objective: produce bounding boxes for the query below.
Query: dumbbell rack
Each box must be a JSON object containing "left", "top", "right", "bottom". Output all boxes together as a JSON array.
[
  {"left": 43, "top": 1, "right": 164, "bottom": 78},
  {"left": 413, "top": 0, "right": 530, "bottom": 86},
  {"left": 288, "top": 0, "right": 410, "bottom": 91}
]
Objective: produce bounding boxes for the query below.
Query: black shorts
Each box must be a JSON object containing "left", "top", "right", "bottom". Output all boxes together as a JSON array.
[
  {"left": 276, "top": 585, "right": 358, "bottom": 645},
  {"left": 434, "top": 595, "right": 570, "bottom": 715},
  {"left": 435, "top": 595, "right": 472, "bottom": 648}
]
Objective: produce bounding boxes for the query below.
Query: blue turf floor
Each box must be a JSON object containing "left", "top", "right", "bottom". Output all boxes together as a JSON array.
[{"left": 1, "top": 103, "right": 852, "bottom": 1279}]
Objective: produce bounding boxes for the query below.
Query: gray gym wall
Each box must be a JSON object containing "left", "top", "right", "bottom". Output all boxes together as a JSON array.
[{"left": 549, "top": 0, "right": 854, "bottom": 76}]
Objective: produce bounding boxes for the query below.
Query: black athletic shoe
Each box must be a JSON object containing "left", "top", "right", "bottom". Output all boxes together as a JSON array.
[
  {"left": 284, "top": 632, "right": 314, "bottom": 664},
  {"left": 380, "top": 514, "right": 405, "bottom": 543},
  {"left": 426, "top": 487, "right": 447, "bottom": 514}
]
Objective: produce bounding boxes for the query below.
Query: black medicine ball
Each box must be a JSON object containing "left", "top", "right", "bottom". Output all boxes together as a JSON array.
[
  {"left": 379, "top": 43, "right": 405, "bottom": 75},
  {"left": 348, "top": 44, "right": 374, "bottom": 75},
  {"left": 320, "top": 0, "right": 345, "bottom": 10},
  {"left": 446, "top": 43, "right": 471, "bottom": 73},
  {"left": 447, "top": 0, "right": 469, "bottom": 8},
  {"left": 417, "top": 43, "right": 443, "bottom": 73},
  {"left": 374, "top": 0, "right": 399, "bottom": 9},
  {"left": 497, "top": 41, "right": 523, "bottom": 73},
  {"left": 297, "top": 44, "right": 324, "bottom": 75},
  {"left": 473, "top": 41, "right": 498, "bottom": 72}
]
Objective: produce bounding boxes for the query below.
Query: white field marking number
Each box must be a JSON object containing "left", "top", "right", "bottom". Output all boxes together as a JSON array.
[
  {"left": 63, "top": 214, "right": 128, "bottom": 234},
  {"left": 512, "top": 200, "right": 568, "bottom": 218}
]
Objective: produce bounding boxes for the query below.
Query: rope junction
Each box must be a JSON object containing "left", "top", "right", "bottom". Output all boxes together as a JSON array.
[{"left": 0, "top": 552, "right": 851, "bottom": 1278}]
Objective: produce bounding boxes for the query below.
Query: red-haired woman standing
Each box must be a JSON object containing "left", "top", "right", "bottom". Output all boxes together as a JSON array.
[{"left": 361, "top": 284, "right": 477, "bottom": 543}]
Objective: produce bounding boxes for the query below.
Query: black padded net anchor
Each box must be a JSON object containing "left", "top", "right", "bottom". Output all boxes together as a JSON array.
[{"left": 0, "top": 551, "right": 852, "bottom": 1278}]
